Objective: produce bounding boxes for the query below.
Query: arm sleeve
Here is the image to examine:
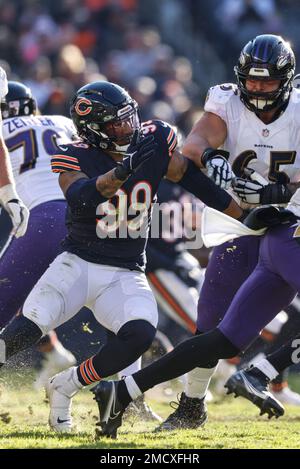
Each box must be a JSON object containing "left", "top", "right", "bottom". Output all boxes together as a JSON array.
[
  {"left": 66, "top": 177, "right": 109, "bottom": 209},
  {"left": 178, "top": 159, "right": 232, "bottom": 212}
]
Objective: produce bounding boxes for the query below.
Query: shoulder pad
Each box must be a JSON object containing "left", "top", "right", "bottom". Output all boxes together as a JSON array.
[
  {"left": 205, "top": 83, "right": 238, "bottom": 105},
  {"left": 290, "top": 88, "right": 300, "bottom": 125},
  {"left": 142, "top": 120, "right": 177, "bottom": 155},
  {"left": 51, "top": 141, "right": 87, "bottom": 173}
]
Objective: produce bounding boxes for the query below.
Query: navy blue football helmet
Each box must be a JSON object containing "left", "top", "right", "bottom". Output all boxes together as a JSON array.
[
  {"left": 70, "top": 81, "right": 140, "bottom": 154},
  {"left": 1, "top": 81, "right": 37, "bottom": 118},
  {"left": 235, "top": 34, "right": 295, "bottom": 112}
]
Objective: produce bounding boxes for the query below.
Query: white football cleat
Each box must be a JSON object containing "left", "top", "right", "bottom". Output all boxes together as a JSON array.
[
  {"left": 34, "top": 342, "right": 76, "bottom": 391},
  {"left": 272, "top": 386, "right": 300, "bottom": 406},
  {"left": 47, "top": 366, "right": 83, "bottom": 432}
]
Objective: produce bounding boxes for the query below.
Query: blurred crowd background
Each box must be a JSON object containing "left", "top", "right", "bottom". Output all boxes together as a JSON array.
[
  {"left": 0, "top": 0, "right": 299, "bottom": 138},
  {"left": 2, "top": 0, "right": 300, "bottom": 371}
]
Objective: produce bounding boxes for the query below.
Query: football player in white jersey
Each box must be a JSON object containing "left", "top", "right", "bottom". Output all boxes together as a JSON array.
[
  {"left": 155, "top": 34, "right": 300, "bottom": 431},
  {"left": 0, "top": 70, "right": 29, "bottom": 238},
  {"left": 0, "top": 81, "right": 76, "bottom": 380}
]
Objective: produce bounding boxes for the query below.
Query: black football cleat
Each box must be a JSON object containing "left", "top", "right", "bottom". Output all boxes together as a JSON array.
[
  {"left": 91, "top": 381, "right": 125, "bottom": 439},
  {"left": 154, "top": 392, "right": 207, "bottom": 432},
  {"left": 225, "top": 368, "right": 285, "bottom": 419}
]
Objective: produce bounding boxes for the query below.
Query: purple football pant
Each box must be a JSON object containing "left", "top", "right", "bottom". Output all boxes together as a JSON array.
[
  {"left": 197, "top": 235, "right": 261, "bottom": 332},
  {"left": 0, "top": 200, "right": 67, "bottom": 328},
  {"left": 218, "top": 224, "right": 298, "bottom": 350}
]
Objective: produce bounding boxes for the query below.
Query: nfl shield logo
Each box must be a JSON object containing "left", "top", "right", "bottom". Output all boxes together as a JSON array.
[{"left": 262, "top": 128, "right": 269, "bottom": 137}]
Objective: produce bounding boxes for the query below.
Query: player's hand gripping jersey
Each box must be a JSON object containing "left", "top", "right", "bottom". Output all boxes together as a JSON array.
[
  {"left": 205, "top": 84, "right": 300, "bottom": 205},
  {"left": 51, "top": 120, "right": 177, "bottom": 271},
  {"left": 3, "top": 115, "right": 76, "bottom": 209}
]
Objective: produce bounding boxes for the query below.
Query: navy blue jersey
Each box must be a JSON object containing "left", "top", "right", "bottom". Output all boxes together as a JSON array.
[{"left": 51, "top": 120, "right": 177, "bottom": 271}]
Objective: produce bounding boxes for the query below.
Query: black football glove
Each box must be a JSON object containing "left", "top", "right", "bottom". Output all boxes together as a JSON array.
[
  {"left": 242, "top": 206, "right": 297, "bottom": 231},
  {"left": 232, "top": 169, "right": 292, "bottom": 205},
  {"left": 114, "top": 130, "right": 157, "bottom": 180},
  {"left": 201, "top": 148, "right": 232, "bottom": 189}
]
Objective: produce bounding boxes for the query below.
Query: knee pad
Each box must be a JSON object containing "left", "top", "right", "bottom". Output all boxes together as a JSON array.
[
  {"left": 23, "top": 284, "right": 64, "bottom": 335},
  {"left": 117, "top": 319, "right": 156, "bottom": 356}
]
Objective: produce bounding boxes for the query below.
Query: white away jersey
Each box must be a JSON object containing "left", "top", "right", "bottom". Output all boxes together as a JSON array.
[
  {"left": 3, "top": 115, "right": 76, "bottom": 209},
  {"left": 205, "top": 84, "right": 300, "bottom": 193}
]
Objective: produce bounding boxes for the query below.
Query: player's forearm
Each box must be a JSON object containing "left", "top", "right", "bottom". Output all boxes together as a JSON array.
[
  {"left": 181, "top": 135, "right": 209, "bottom": 169},
  {"left": 223, "top": 199, "right": 243, "bottom": 219},
  {"left": 0, "top": 138, "right": 14, "bottom": 187},
  {"left": 61, "top": 168, "right": 126, "bottom": 209},
  {"left": 96, "top": 168, "right": 128, "bottom": 198},
  {"left": 178, "top": 159, "right": 243, "bottom": 218},
  {"left": 182, "top": 113, "right": 227, "bottom": 169}
]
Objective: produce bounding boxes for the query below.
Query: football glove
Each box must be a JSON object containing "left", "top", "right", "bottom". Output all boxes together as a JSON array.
[
  {"left": 0, "top": 183, "right": 29, "bottom": 238},
  {"left": 114, "top": 130, "right": 157, "bottom": 180},
  {"left": 201, "top": 148, "right": 232, "bottom": 190},
  {"left": 232, "top": 169, "right": 292, "bottom": 205},
  {"left": 242, "top": 205, "right": 297, "bottom": 231}
]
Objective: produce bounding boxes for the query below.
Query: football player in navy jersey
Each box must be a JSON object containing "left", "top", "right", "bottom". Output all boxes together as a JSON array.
[{"left": 0, "top": 80, "right": 243, "bottom": 432}]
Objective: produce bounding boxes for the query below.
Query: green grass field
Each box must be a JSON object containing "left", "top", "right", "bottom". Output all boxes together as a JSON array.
[{"left": 1, "top": 369, "right": 300, "bottom": 449}]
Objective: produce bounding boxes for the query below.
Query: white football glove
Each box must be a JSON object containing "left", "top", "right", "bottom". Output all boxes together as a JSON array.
[
  {"left": 232, "top": 169, "right": 269, "bottom": 205},
  {"left": 0, "top": 183, "right": 29, "bottom": 237},
  {"left": 202, "top": 148, "right": 233, "bottom": 190}
]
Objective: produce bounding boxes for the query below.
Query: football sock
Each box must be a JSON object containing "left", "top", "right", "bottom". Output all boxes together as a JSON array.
[
  {"left": 77, "top": 320, "right": 155, "bottom": 386},
  {"left": 122, "top": 329, "right": 238, "bottom": 399},
  {"left": 184, "top": 328, "right": 218, "bottom": 399},
  {"left": 0, "top": 315, "right": 42, "bottom": 364},
  {"left": 118, "top": 358, "right": 142, "bottom": 379},
  {"left": 253, "top": 358, "right": 279, "bottom": 381},
  {"left": 185, "top": 365, "right": 218, "bottom": 399},
  {"left": 265, "top": 332, "right": 300, "bottom": 373}
]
